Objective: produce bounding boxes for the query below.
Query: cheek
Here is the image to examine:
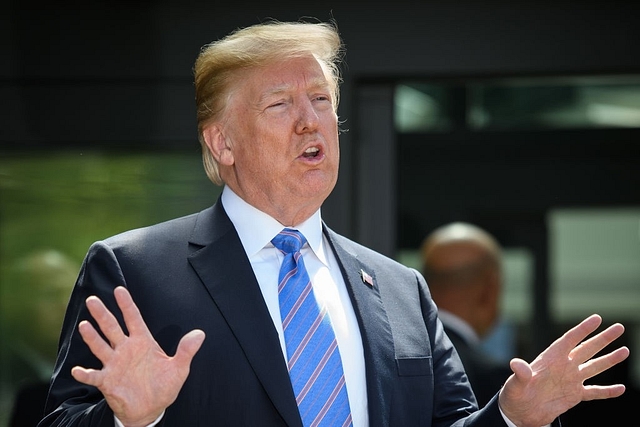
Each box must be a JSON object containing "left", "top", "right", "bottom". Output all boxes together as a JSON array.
[
  {"left": 235, "top": 136, "right": 282, "bottom": 177},
  {"left": 249, "top": 123, "right": 290, "bottom": 163},
  {"left": 325, "top": 130, "right": 341, "bottom": 160}
]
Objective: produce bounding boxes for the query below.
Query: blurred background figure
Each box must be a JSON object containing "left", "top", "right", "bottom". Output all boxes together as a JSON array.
[
  {"left": 0, "top": 249, "right": 78, "bottom": 427},
  {"left": 420, "top": 222, "right": 513, "bottom": 407}
]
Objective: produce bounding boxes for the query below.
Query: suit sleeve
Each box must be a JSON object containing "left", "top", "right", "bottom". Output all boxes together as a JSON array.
[
  {"left": 38, "top": 241, "right": 152, "bottom": 427},
  {"left": 414, "top": 269, "right": 562, "bottom": 427},
  {"left": 410, "top": 269, "right": 508, "bottom": 427}
]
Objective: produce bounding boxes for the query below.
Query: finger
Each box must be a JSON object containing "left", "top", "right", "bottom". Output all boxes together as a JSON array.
[
  {"left": 85, "top": 295, "right": 127, "bottom": 347},
  {"left": 580, "top": 346, "right": 630, "bottom": 380},
  {"left": 552, "top": 314, "right": 602, "bottom": 355},
  {"left": 583, "top": 383, "right": 626, "bottom": 401},
  {"left": 71, "top": 365, "right": 103, "bottom": 388},
  {"left": 114, "top": 286, "right": 150, "bottom": 337},
  {"left": 77, "top": 320, "right": 114, "bottom": 364},
  {"left": 174, "top": 329, "right": 206, "bottom": 365},
  {"left": 571, "top": 323, "right": 625, "bottom": 365}
]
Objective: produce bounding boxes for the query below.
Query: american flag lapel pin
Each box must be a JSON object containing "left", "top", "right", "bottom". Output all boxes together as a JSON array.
[{"left": 360, "top": 269, "right": 374, "bottom": 287}]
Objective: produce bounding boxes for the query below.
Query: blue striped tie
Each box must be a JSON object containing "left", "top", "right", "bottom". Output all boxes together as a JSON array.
[{"left": 272, "top": 229, "right": 352, "bottom": 427}]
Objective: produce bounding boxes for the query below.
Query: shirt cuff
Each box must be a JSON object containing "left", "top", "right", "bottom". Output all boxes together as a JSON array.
[
  {"left": 499, "top": 407, "right": 551, "bottom": 427},
  {"left": 114, "top": 411, "right": 164, "bottom": 427}
]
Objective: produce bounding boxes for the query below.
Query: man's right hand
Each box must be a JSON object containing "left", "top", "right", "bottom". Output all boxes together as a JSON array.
[
  {"left": 498, "top": 314, "right": 628, "bottom": 427},
  {"left": 71, "top": 286, "right": 206, "bottom": 427}
]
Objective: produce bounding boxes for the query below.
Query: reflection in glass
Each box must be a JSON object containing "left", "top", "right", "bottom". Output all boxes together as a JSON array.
[
  {"left": 394, "top": 83, "right": 454, "bottom": 133},
  {"left": 0, "top": 151, "right": 219, "bottom": 424},
  {"left": 469, "top": 76, "right": 640, "bottom": 130},
  {"left": 394, "top": 75, "right": 640, "bottom": 133}
]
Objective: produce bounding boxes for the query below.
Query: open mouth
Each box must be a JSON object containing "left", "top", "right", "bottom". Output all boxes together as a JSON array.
[{"left": 302, "top": 146, "right": 321, "bottom": 158}]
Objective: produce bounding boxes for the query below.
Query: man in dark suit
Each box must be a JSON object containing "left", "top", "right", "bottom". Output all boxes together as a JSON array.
[
  {"left": 38, "top": 19, "right": 629, "bottom": 427},
  {"left": 421, "top": 222, "right": 514, "bottom": 407}
]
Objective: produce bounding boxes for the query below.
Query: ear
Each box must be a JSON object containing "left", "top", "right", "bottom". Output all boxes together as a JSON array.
[{"left": 203, "top": 124, "right": 234, "bottom": 166}]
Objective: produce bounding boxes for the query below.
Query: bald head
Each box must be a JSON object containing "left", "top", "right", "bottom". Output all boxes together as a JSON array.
[{"left": 421, "top": 222, "right": 503, "bottom": 338}]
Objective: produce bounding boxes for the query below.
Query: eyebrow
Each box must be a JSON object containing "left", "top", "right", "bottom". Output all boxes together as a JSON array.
[{"left": 257, "top": 77, "right": 331, "bottom": 105}]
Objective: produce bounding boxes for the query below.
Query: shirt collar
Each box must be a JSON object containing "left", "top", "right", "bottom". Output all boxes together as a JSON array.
[{"left": 221, "top": 186, "right": 326, "bottom": 263}]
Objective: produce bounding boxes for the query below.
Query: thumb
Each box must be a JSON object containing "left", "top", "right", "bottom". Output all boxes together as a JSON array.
[
  {"left": 509, "top": 357, "right": 533, "bottom": 384},
  {"left": 174, "top": 329, "right": 206, "bottom": 363}
]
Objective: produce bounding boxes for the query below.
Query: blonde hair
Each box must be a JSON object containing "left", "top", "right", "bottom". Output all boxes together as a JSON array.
[{"left": 193, "top": 19, "right": 344, "bottom": 185}]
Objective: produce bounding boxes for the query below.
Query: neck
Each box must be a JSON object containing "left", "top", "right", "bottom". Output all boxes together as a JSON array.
[{"left": 226, "top": 186, "right": 323, "bottom": 227}]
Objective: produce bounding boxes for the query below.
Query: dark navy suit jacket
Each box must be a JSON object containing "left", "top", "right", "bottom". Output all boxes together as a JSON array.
[
  {"left": 39, "top": 200, "right": 545, "bottom": 426},
  {"left": 441, "top": 324, "right": 513, "bottom": 408}
]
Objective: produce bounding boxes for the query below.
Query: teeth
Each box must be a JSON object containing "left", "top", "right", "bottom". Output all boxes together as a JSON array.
[{"left": 305, "top": 147, "right": 319, "bottom": 153}]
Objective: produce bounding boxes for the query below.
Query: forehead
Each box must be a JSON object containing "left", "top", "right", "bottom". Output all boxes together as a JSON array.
[{"left": 242, "top": 55, "right": 332, "bottom": 99}]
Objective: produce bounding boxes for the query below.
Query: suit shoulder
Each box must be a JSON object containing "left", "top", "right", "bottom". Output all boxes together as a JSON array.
[
  {"left": 101, "top": 208, "right": 208, "bottom": 247},
  {"left": 326, "top": 228, "right": 415, "bottom": 273},
  {"left": 85, "top": 206, "right": 219, "bottom": 262},
  {"left": 81, "top": 208, "right": 215, "bottom": 275}
]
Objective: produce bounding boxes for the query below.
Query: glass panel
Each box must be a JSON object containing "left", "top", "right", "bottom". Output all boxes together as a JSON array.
[
  {"left": 394, "top": 75, "right": 640, "bottom": 132},
  {"left": 468, "top": 75, "right": 640, "bottom": 131},
  {"left": 481, "top": 247, "right": 534, "bottom": 362},
  {"left": 0, "top": 151, "right": 219, "bottom": 423},
  {"left": 549, "top": 207, "right": 640, "bottom": 320},
  {"left": 394, "top": 83, "right": 454, "bottom": 133}
]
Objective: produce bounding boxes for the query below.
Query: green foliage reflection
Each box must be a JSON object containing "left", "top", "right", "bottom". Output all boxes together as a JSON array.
[{"left": 0, "top": 151, "right": 218, "bottom": 425}]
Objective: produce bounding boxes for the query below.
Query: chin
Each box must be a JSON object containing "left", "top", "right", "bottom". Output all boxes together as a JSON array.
[{"left": 301, "top": 170, "right": 337, "bottom": 191}]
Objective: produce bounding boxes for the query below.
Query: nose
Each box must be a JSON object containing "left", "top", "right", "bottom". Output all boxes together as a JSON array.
[{"left": 295, "top": 97, "right": 319, "bottom": 134}]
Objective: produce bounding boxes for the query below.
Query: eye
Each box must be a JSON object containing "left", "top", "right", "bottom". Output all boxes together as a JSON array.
[{"left": 312, "top": 94, "right": 333, "bottom": 110}]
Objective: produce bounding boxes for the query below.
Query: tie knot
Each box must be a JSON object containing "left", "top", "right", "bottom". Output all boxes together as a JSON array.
[{"left": 272, "top": 228, "right": 307, "bottom": 254}]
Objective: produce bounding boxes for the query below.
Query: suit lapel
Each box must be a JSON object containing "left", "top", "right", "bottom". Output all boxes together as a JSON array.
[
  {"left": 187, "top": 202, "right": 302, "bottom": 427},
  {"left": 324, "top": 227, "right": 395, "bottom": 427},
  {"left": 185, "top": 204, "right": 397, "bottom": 427}
]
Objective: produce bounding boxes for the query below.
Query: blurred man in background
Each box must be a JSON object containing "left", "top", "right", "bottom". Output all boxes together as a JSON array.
[
  {"left": 0, "top": 249, "right": 77, "bottom": 426},
  {"left": 421, "top": 222, "right": 513, "bottom": 407}
]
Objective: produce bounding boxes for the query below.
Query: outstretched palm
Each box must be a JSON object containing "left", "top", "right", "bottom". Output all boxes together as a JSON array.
[
  {"left": 71, "top": 286, "right": 206, "bottom": 427},
  {"left": 499, "top": 314, "right": 628, "bottom": 427}
]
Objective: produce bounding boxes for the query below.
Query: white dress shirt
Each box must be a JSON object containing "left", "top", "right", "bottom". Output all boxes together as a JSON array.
[{"left": 221, "top": 186, "right": 368, "bottom": 426}]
